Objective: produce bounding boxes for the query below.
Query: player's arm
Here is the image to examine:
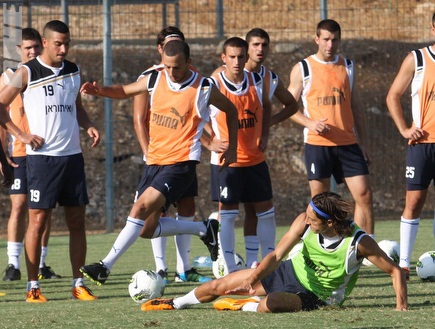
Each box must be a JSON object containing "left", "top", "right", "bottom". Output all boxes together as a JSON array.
[
  {"left": 0, "top": 67, "right": 44, "bottom": 150},
  {"left": 386, "top": 52, "right": 424, "bottom": 142},
  {"left": 269, "top": 78, "right": 298, "bottom": 126},
  {"left": 80, "top": 76, "right": 149, "bottom": 99},
  {"left": 358, "top": 235, "right": 408, "bottom": 311},
  {"left": 76, "top": 91, "right": 100, "bottom": 148},
  {"left": 207, "top": 84, "right": 238, "bottom": 167},
  {"left": 200, "top": 122, "right": 228, "bottom": 153},
  {"left": 0, "top": 139, "right": 13, "bottom": 187},
  {"left": 133, "top": 76, "right": 150, "bottom": 158},
  {"left": 226, "top": 212, "right": 307, "bottom": 295},
  {"left": 259, "top": 83, "right": 271, "bottom": 152},
  {"left": 288, "top": 64, "right": 329, "bottom": 135}
]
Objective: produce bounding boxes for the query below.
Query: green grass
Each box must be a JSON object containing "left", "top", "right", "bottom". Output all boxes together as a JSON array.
[{"left": 1, "top": 219, "right": 435, "bottom": 329}]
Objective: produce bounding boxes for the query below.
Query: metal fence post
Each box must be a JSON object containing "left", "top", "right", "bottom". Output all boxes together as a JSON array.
[
  {"left": 320, "top": 0, "right": 328, "bottom": 20},
  {"left": 103, "top": 0, "right": 114, "bottom": 232},
  {"left": 216, "top": 0, "right": 224, "bottom": 38},
  {"left": 61, "top": 0, "right": 68, "bottom": 26}
]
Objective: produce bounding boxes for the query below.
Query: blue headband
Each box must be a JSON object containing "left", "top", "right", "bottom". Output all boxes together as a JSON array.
[{"left": 309, "top": 200, "right": 331, "bottom": 219}]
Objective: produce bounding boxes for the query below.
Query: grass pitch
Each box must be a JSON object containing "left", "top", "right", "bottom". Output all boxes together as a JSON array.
[{"left": 1, "top": 219, "right": 435, "bottom": 329}]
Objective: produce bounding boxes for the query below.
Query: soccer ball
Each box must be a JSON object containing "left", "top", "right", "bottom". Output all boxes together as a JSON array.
[
  {"left": 212, "top": 253, "right": 246, "bottom": 278},
  {"left": 128, "top": 269, "right": 165, "bottom": 304},
  {"left": 377, "top": 240, "right": 400, "bottom": 263},
  {"left": 416, "top": 251, "right": 435, "bottom": 281}
]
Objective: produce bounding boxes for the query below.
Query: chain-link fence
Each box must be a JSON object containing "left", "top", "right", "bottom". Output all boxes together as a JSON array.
[{"left": 1, "top": 0, "right": 435, "bottom": 232}]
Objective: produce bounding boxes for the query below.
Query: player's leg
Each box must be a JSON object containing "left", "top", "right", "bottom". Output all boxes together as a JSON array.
[
  {"left": 4, "top": 194, "right": 27, "bottom": 281},
  {"left": 253, "top": 200, "right": 276, "bottom": 260},
  {"left": 247, "top": 162, "right": 275, "bottom": 261},
  {"left": 397, "top": 144, "right": 432, "bottom": 277},
  {"left": 399, "top": 189, "right": 427, "bottom": 271},
  {"left": 338, "top": 144, "right": 374, "bottom": 235},
  {"left": 25, "top": 208, "right": 50, "bottom": 302},
  {"left": 151, "top": 235, "right": 169, "bottom": 283},
  {"left": 345, "top": 174, "right": 374, "bottom": 235},
  {"left": 38, "top": 209, "right": 61, "bottom": 279},
  {"left": 217, "top": 166, "right": 242, "bottom": 273},
  {"left": 174, "top": 195, "right": 195, "bottom": 273},
  {"left": 4, "top": 156, "right": 27, "bottom": 281},
  {"left": 243, "top": 202, "right": 259, "bottom": 268}
]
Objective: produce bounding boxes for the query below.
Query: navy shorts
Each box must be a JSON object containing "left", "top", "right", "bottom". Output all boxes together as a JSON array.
[
  {"left": 305, "top": 143, "right": 369, "bottom": 182},
  {"left": 9, "top": 156, "right": 27, "bottom": 195},
  {"left": 181, "top": 172, "right": 198, "bottom": 198},
  {"left": 210, "top": 161, "right": 273, "bottom": 204},
  {"left": 26, "top": 154, "right": 89, "bottom": 209},
  {"left": 136, "top": 161, "right": 197, "bottom": 212},
  {"left": 261, "top": 259, "right": 326, "bottom": 311},
  {"left": 405, "top": 143, "right": 435, "bottom": 190}
]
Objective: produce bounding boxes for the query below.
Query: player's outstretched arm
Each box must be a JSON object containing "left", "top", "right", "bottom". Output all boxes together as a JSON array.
[
  {"left": 81, "top": 78, "right": 149, "bottom": 100},
  {"left": 226, "top": 213, "right": 306, "bottom": 295},
  {"left": 358, "top": 235, "right": 408, "bottom": 311}
]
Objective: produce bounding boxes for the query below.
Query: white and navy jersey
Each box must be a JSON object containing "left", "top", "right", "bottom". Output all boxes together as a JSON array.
[{"left": 22, "top": 56, "right": 81, "bottom": 156}]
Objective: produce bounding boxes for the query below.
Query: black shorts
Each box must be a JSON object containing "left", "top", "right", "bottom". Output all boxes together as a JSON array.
[
  {"left": 305, "top": 143, "right": 369, "bottom": 183},
  {"left": 9, "top": 156, "right": 27, "bottom": 195},
  {"left": 261, "top": 259, "right": 326, "bottom": 311},
  {"left": 136, "top": 161, "right": 197, "bottom": 211},
  {"left": 210, "top": 161, "right": 273, "bottom": 204},
  {"left": 26, "top": 154, "right": 89, "bottom": 209},
  {"left": 405, "top": 143, "right": 435, "bottom": 190}
]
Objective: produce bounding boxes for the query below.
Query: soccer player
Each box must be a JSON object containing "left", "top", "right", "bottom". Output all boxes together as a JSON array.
[
  {"left": 0, "top": 20, "right": 100, "bottom": 302},
  {"left": 142, "top": 192, "right": 408, "bottom": 313},
  {"left": 288, "top": 19, "right": 374, "bottom": 237},
  {"left": 386, "top": 12, "right": 435, "bottom": 279},
  {"left": 79, "top": 40, "right": 238, "bottom": 288},
  {"left": 208, "top": 37, "right": 275, "bottom": 274},
  {"left": 0, "top": 27, "right": 61, "bottom": 282},
  {"left": 134, "top": 27, "right": 212, "bottom": 283},
  {"left": 242, "top": 28, "right": 298, "bottom": 268}
]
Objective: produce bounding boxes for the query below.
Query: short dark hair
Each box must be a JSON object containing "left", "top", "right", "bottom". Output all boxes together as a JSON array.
[
  {"left": 163, "top": 39, "right": 190, "bottom": 61},
  {"left": 43, "top": 20, "right": 69, "bottom": 37},
  {"left": 245, "top": 28, "right": 270, "bottom": 44},
  {"left": 316, "top": 19, "right": 341, "bottom": 39},
  {"left": 311, "top": 192, "right": 354, "bottom": 237},
  {"left": 22, "top": 27, "right": 42, "bottom": 45},
  {"left": 223, "top": 37, "right": 248, "bottom": 54},
  {"left": 156, "top": 26, "right": 185, "bottom": 46}
]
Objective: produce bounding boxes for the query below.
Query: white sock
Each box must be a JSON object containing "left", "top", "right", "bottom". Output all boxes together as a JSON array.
[
  {"left": 7, "top": 241, "right": 22, "bottom": 269},
  {"left": 242, "top": 302, "right": 259, "bottom": 312},
  {"left": 27, "top": 280, "right": 39, "bottom": 291},
  {"left": 256, "top": 207, "right": 276, "bottom": 259},
  {"left": 40, "top": 246, "right": 48, "bottom": 268},
  {"left": 151, "top": 237, "right": 167, "bottom": 272},
  {"left": 102, "top": 217, "right": 144, "bottom": 271},
  {"left": 244, "top": 235, "right": 259, "bottom": 268},
  {"left": 399, "top": 217, "right": 419, "bottom": 268},
  {"left": 219, "top": 209, "right": 238, "bottom": 273},
  {"left": 73, "top": 277, "right": 84, "bottom": 288},
  {"left": 152, "top": 216, "right": 206, "bottom": 238},
  {"left": 174, "top": 214, "right": 194, "bottom": 274},
  {"left": 173, "top": 288, "right": 200, "bottom": 309}
]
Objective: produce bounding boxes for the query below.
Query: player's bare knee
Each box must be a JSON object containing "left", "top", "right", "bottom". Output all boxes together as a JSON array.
[{"left": 265, "top": 292, "right": 303, "bottom": 313}]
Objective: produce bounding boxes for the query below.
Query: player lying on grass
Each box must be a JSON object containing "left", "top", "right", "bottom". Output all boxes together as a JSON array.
[{"left": 142, "top": 192, "right": 408, "bottom": 313}]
